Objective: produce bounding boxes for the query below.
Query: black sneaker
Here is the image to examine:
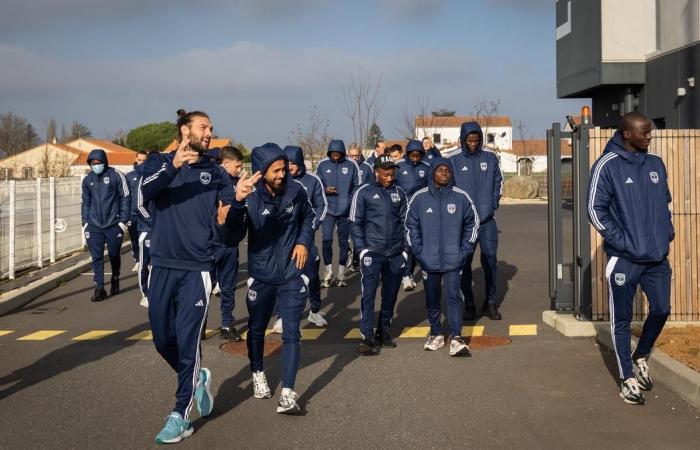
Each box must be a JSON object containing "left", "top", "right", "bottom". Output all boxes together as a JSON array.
[
  {"left": 91, "top": 287, "right": 108, "bottom": 302},
  {"left": 375, "top": 330, "right": 397, "bottom": 348},
  {"left": 463, "top": 304, "right": 477, "bottom": 321},
  {"left": 357, "top": 337, "right": 380, "bottom": 355},
  {"left": 633, "top": 357, "right": 654, "bottom": 391},
  {"left": 110, "top": 277, "right": 120, "bottom": 296},
  {"left": 482, "top": 303, "right": 502, "bottom": 320},
  {"left": 620, "top": 378, "right": 645, "bottom": 405},
  {"left": 220, "top": 327, "right": 242, "bottom": 342}
]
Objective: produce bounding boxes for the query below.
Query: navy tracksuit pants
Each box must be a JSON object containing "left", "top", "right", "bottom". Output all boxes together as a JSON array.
[
  {"left": 304, "top": 255, "right": 322, "bottom": 313},
  {"left": 137, "top": 232, "right": 151, "bottom": 297},
  {"left": 359, "top": 253, "right": 404, "bottom": 338},
  {"left": 424, "top": 270, "right": 464, "bottom": 338},
  {"left": 85, "top": 224, "right": 123, "bottom": 288},
  {"left": 148, "top": 267, "right": 212, "bottom": 420},
  {"left": 213, "top": 246, "right": 239, "bottom": 328},
  {"left": 128, "top": 221, "right": 139, "bottom": 263},
  {"left": 461, "top": 218, "right": 498, "bottom": 307},
  {"left": 606, "top": 255, "right": 671, "bottom": 381},
  {"left": 321, "top": 214, "right": 350, "bottom": 267},
  {"left": 403, "top": 252, "right": 417, "bottom": 278},
  {"left": 246, "top": 276, "right": 306, "bottom": 389}
]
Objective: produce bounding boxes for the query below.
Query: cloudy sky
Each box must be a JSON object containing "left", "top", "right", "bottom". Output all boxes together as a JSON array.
[{"left": 0, "top": 0, "right": 588, "bottom": 146}]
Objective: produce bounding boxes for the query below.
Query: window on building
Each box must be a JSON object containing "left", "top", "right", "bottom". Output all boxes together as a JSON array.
[
  {"left": 0, "top": 167, "right": 12, "bottom": 180},
  {"left": 487, "top": 133, "right": 495, "bottom": 145},
  {"left": 652, "top": 117, "right": 666, "bottom": 130},
  {"left": 433, "top": 133, "right": 441, "bottom": 144},
  {"left": 22, "top": 167, "right": 34, "bottom": 178}
]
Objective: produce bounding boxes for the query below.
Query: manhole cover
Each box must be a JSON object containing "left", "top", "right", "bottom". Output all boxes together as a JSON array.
[
  {"left": 220, "top": 338, "right": 282, "bottom": 357},
  {"left": 464, "top": 335, "right": 511, "bottom": 349}
]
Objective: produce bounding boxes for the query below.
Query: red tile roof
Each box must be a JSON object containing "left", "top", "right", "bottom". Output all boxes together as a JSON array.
[
  {"left": 415, "top": 115, "right": 512, "bottom": 128},
  {"left": 163, "top": 138, "right": 231, "bottom": 152},
  {"left": 73, "top": 151, "right": 138, "bottom": 166}
]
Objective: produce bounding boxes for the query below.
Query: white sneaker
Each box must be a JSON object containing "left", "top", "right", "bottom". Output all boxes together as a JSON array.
[
  {"left": 212, "top": 283, "right": 221, "bottom": 296},
  {"left": 402, "top": 276, "right": 415, "bottom": 291},
  {"left": 308, "top": 311, "right": 328, "bottom": 327},
  {"left": 449, "top": 336, "right": 471, "bottom": 357},
  {"left": 424, "top": 335, "right": 445, "bottom": 351},
  {"left": 409, "top": 278, "right": 417, "bottom": 289},
  {"left": 131, "top": 263, "right": 139, "bottom": 272},
  {"left": 139, "top": 295, "right": 149, "bottom": 308},
  {"left": 336, "top": 276, "right": 347, "bottom": 287},
  {"left": 252, "top": 371, "right": 272, "bottom": 399},
  {"left": 272, "top": 318, "right": 283, "bottom": 334},
  {"left": 321, "top": 272, "right": 334, "bottom": 288},
  {"left": 276, "top": 389, "right": 301, "bottom": 414}
]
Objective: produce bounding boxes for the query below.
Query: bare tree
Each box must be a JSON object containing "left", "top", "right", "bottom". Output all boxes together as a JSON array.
[
  {"left": 0, "top": 112, "right": 40, "bottom": 155},
  {"left": 290, "top": 105, "right": 331, "bottom": 170},
  {"left": 38, "top": 143, "right": 73, "bottom": 178},
  {"left": 471, "top": 98, "right": 502, "bottom": 150},
  {"left": 339, "top": 70, "right": 386, "bottom": 149},
  {"left": 398, "top": 94, "right": 432, "bottom": 140}
]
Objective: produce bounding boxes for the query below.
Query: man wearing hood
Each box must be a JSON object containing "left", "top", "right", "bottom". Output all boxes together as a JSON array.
[
  {"left": 140, "top": 109, "right": 232, "bottom": 444},
  {"left": 316, "top": 139, "right": 361, "bottom": 287},
  {"left": 421, "top": 137, "right": 441, "bottom": 161},
  {"left": 587, "top": 112, "right": 673, "bottom": 406},
  {"left": 221, "top": 143, "right": 315, "bottom": 415},
  {"left": 405, "top": 157, "right": 479, "bottom": 356},
  {"left": 81, "top": 148, "right": 131, "bottom": 302},
  {"left": 395, "top": 140, "right": 431, "bottom": 291},
  {"left": 133, "top": 151, "right": 155, "bottom": 308},
  {"left": 350, "top": 155, "right": 409, "bottom": 353},
  {"left": 126, "top": 150, "right": 148, "bottom": 272},
  {"left": 449, "top": 121, "right": 504, "bottom": 321}
]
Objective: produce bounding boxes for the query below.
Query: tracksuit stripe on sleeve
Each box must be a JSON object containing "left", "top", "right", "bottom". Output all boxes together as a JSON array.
[{"left": 588, "top": 153, "right": 617, "bottom": 231}]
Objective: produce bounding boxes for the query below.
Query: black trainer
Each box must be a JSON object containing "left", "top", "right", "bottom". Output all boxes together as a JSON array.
[
  {"left": 220, "top": 326, "right": 242, "bottom": 342},
  {"left": 91, "top": 287, "right": 108, "bottom": 302},
  {"left": 633, "top": 357, "right": 654, "bottom": 391},
  {"left": 110, "top": 277, "right": 120, "bottom": 296},
  {"left": 482, "top": 303, "right": 502, "bottom": 320},
  {"left": 463, "top": 304, "right": 477, "bottom": 321},
  {"left": 357, "top": 337, "right": 380, "bottom": 355},
  {"left": 620, "top": 378, "right": 645, "bottom": 405},
  {"left": 375, "top": 330, "right": 397, "bottom": 348}
]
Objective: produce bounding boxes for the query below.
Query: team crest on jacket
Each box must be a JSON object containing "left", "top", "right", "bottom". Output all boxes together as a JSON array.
[
  {"left": 363, "top": 256, "right": 372, "bottom": 267},
  {"left": 103, "top": 177, "right": 110, "bottom": 184},
  {"left": 614, "top": 273, "right": 626, "bottom": 286},
  {"left": 285, "top": 205, "right": 294, "bottom": 213},
  {"left": 418, "top": 170, "right": 425, "bottom": 177},
  {"left": 390, "top": 192, "right": 400, "bottom": 203},
  {"left": 480, "top": 162, "right": 488, "bottom": 171},
  {"left": 145, "top": 239, "right": 150, "bottom": 248},
  {"left": 84, "top": 231, "right": 90, "bottom": 239},
  {"left": 447, "top": 203, "right": 456, "bottom": 214},
  {"left": 200, "top": 172, "right": 211, "bottom": 185},
  {"left": 649, "top": 172, "right": 659, "bottom": 184},
  {"left": 342, "top": 167, "right": 349, "bottom": 175},
  {"left": 248, "top": 289, "right": 257, "bottom": 301}
]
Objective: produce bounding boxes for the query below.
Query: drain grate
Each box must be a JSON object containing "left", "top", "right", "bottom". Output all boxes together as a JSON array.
[{"left": 464, "top": 335, "right": 512, "bottom": 349}]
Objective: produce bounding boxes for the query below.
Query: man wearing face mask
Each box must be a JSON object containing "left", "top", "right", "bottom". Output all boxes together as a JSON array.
[{"left": 81, "top": 149, "right": 130, "bottom": 302}]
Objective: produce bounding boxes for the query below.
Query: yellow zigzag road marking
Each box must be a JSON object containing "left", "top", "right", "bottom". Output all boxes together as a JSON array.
[
  {"left": 17, "top": 330, "right": 66, "bottom": 341},
  {"left": 0, "top": 331, "right": 14, "bottom": 337},
  {"left": 72, "top": 330, "right": 118, "bottom": 341},
  {"left": 240, "top": 329, "right": 326, "bottom": 340},
  {"left": 509, "top": 324, "right": 538, "bottom": 336},
  {"left": 127, "top": 331, "right": 153, "bottom": 340}
]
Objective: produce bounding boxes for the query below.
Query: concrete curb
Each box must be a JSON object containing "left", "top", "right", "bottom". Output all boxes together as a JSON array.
[{"left": 0, "top": 243, "right": 131, "bottom": 317}]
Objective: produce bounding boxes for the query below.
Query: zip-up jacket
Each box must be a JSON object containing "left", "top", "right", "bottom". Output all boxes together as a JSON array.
[
  {"left": 126, "top": 164, "right": 140, "bottom": 223},
  {"left": 349, "top": 180, "right": 408, "bottom": 258},
  {"left": 405, "top": 157, "right": 479, "bottom": 272},
  {"left": 141, "top": 150, "right": 234, "bottom": 271},
  {"left": 212, "top": 173, "right": 239, "bottom": 248},
  {"left": 284, "top": 145, "right": 328, "bottom": 230},
  {"left": 224, "top": 143, "right": 315, "bottom": 285},
  {"left": 423, "top": 146, "right": 441, "bottom": 162},
  {"left": 133, "top": 163, "right": 152, "bottom": 233},
  {"left": 448, "top": 122, "right": 503, "bottom": 224},
  {"left": 315, "top": 140, "right": 361, "bottom": 216},
  {"left": 396, "top": 140, "right": 430, "bottom": 197},
  {"left": 356, "top": 154, "right": 374, "bottom": 185},
  {"left": 587, "top": 130, "right": 674, "bottom": 263},
  {"left": 81, "top": 149, "right": 130, "bottom": 229}
]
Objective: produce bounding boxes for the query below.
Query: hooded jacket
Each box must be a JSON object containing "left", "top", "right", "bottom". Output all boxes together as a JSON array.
[
  {"left": 140, "top": 149, "right": 234, "bottom": 271},
  {"left": 356, "top": 153, "right": 374, "bottom": 185},
  {"left": 423, "top": 146, "right": 441, "bottom": 162},
  {"left": 405, "top": 157, "right": 479, "bottom": 272},
  {"left": 284, "top": 145, "right": 328, "bottom": 230},
  {"left": 448, "top": 122, "right": 503, "bottom": 224},
  {"left": 81, "top": 149, "right": 131, "bottom": 229},
  {"left": 587, "top": 130, "right": 674, "bottom": 263},
  {"left": 395, "top": 140, "right": 431, "bottom": 197},
  {"left": 315, "top": 140, "right": 361, "bottom": 216},
  {"left": 349, "top": 177, "right": 408, "bottom": 258},
  {"left": 224, "top": 143, "right": 315, "bottom": 285},
  {"left": 133, "top": 163, "right": 152, "bottom": 233},
  {"left": 126, "top": 164, "right": 141, "bottom": 223}
]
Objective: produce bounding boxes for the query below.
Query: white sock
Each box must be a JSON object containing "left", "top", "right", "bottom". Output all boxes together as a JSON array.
[
  {"left": 324, "top": 264, "right": 332, "bottom": 276},
  {"left": 338, "top": 265, "right": 345, "bottom": 277},
  {"left": 281, "top": 387, "right": 292, "bottom": 396}
]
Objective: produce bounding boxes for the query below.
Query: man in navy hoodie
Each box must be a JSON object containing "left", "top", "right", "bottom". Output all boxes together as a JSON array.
[
  {"left": 449, "top": 121, "right": 504, "bottom": 321},
  {"left": 587, "top": 112, "right": 674, "bottom": 406},
  {"left": 395, "top": 139, "right": 431, "bottom": 291},
  {"left": 133, "top": 153, "right": 154, "bottom": 308},
  {"left": 421, "top": 137, "right": 441, "bottom": 161},
  {"left": 140, "top": 109, "right": 231, "bottom": 444},
  {"left": 126, "top": 150, "right": 148, "bottom": 272},
  {"left": 350, "top": 155, "right": 409, "bottom": 353},
  {"left": 222, "top": 143, "right": 314, "bottom": 415},
  {"left": 81, "top": 149, "right": 130, "bottom": 302},
  {"left": 405, "top": 157, "right": 479, "bottom": 356},
  {"left": 316, "top": 140, "right": 361, "bottom": 287}
]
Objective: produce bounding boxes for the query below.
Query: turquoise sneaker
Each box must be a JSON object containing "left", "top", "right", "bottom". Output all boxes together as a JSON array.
[
  {"left": 194, "top": 368, "right": 214, "bottom": 417},
  {"left": 155, "top": 412, "right": 193, "bottom": 444}
]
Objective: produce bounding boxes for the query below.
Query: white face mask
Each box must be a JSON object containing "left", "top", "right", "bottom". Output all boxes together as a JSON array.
[{"left": 91, "top": 164, "right": 105, "bottom": 175}]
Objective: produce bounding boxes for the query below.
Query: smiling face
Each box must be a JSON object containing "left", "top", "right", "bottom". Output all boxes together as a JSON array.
[
  {"left": 264, "top": 159, "right": 287, "bottom": 194},
  {"left": 184, "top": 115, "right": 213, "bottom": 152}
]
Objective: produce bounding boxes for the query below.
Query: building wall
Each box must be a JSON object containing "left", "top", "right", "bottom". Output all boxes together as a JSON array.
[
  {"left": 0, "top": 146, "right": 77, "bottom": 178},
  {"left": 415, "top": 125, "right": 512, "bottom": 150}
]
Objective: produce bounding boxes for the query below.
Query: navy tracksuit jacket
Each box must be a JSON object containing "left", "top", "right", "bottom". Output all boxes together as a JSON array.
[
  {"left": 141, "top": 150, "right": 234, "bottom": 420},
  {"left": 126, "top": 165, "right": 141, "bottom": 263},
  {"left": 212, "top": 172, "right": 240, "bottom": 328},
  {"left": 350, "top": 179, "right": 408, "bottom": 338},
  {"left": 81, "top": 149, "right": 130, "bottom": 289},
  {"left": 423, "top": 146, "right": 441, "bottom": 162},
  {"left": 316, "top": 140, "right": 361, "bottom": 267},
  {"left": 133, "top": 163, "right": 153, "bottom": 298},
  {"left": 587, "top": 130, "right": 674, "bottom": 381},
  {"left": 357, "top": 156, "right": 373, "bottom": 185},
  {"left": 405, "top": 157, "right": 479, "bottom": 337},
  {"left": 223, "top": 143, "right": 315, "bottom": 389},
  {"left": 449, "top": 122, "right": 503, "bottom": 306}
]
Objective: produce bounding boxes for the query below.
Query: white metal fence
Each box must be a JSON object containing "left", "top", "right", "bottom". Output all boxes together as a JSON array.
[{"left": 0, "top": 177, "right": 84, "bottom": 280}]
